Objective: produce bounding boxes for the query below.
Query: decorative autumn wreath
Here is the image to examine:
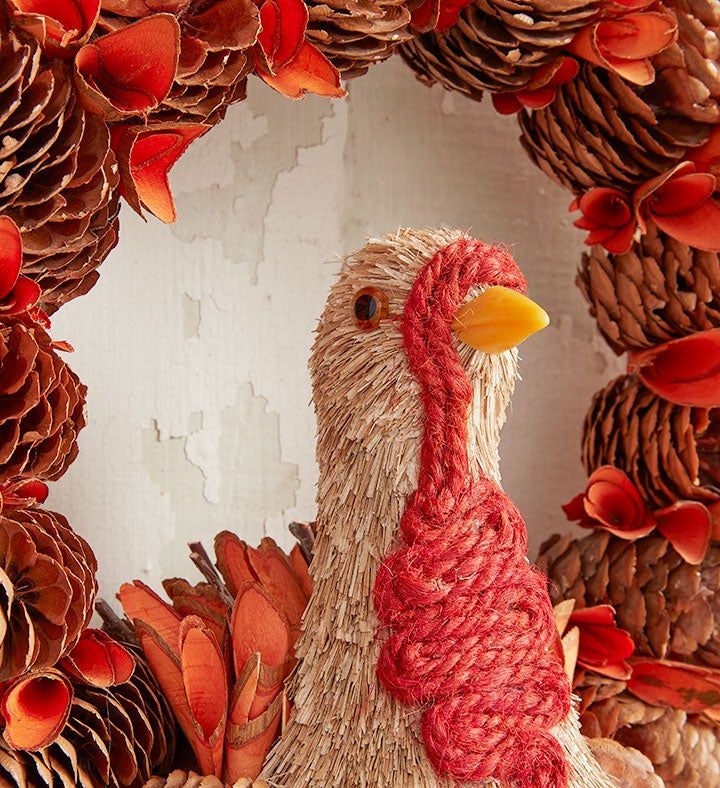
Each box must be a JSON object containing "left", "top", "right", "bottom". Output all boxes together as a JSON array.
[{"left": 0, "top": 0, "right": 719, "bottom": 786}]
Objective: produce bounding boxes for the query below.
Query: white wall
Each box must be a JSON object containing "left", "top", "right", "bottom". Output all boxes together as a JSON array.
[{"left": 48, "top": 59, "right": 625, "bottom": 599}]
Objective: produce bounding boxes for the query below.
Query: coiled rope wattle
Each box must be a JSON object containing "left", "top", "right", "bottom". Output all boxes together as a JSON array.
[{"left": 373, "top": 238, "right": 570, "bottom": 787}]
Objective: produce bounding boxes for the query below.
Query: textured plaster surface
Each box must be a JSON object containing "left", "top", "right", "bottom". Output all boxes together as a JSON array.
[{"left": 48, "top": 59, "right": 624, "bottom": 598}]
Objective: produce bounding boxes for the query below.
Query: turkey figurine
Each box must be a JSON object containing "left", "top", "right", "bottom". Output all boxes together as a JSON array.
[{"left": 265, "top": 229, "right": 610, "bottom": 787}]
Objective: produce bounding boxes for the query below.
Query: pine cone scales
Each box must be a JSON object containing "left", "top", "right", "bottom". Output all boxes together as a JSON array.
[
  {"left": 0, "top": 647, "right": 175, "bottom": 787},
  {"left": 578, "top": 223, "right": 720, "bottom": 354},
  {"left": 538, "top": 531, "right": 720, "bottom": 666},
  {"left": 0, "top": 27, "right": 120, "bottom": 312},
  {"left": 0, "top": 321, "right": 86, "bottom": 487},
  {"left": 518, "top": 64, "right": 708, "bottom": 194},
  {"left": 0, "top": 508, "right": 97, "bottom": 680},
  {"left": 399, "top": 0, "right": 600, "bottom": 99},
  {"left": 306, "top": 0, "right": 413, "bottom": 78},
  {"left": 145, "top": 773, "right": 268, "bottom": 787},
  {"left": 582, "top": 374, "right": 720, "bottom": 509}
]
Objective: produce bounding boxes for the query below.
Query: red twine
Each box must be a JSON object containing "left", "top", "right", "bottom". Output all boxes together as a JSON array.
[{"left": 373, "top": 239, "right": 570, "bottom": 786}]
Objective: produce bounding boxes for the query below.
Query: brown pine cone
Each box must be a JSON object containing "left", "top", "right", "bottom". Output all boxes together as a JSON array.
[
  {"left": 399, "top": 0, "right": 600, "bottom": 100},
  {"left": 518, "top": 64, "right": 710, "bottom": 194},
  {"left": 582, "top": 374, "right": 720, "bottom": 509},
  {"left": 0, "top": 25, "right": 120, "bottom": 314},
  {"left": 144, "top": 773, "right": 268, "bottom": 788},
  {"left": 646, "top": 0, "right": 720, "bottom": 125},
  {"left": 580, "top": 682, "right": 720, "bottom": 786},
  {"left": 538, "top": 531, "right": 720, "bottom": 667},
  {"left": 0, "top": 507, "right": 97, "bottom": 680},
  {"left": 305, "top": 0, "right": 412, "bottom": 79},
  {"left": 586, "top": 738, "right": 664, "bottom": 787},
  {"left": 98, "top": 0, "right": 260, "bottom": 125},
  {"left": 0, "top": 646, "right": 175, "bottom": 787},
  {"left": 577, "top": 222, "right": 720, "bottom": 354},
  {"left": 0, "top": 320, "right": 86, "bottom": 487}
]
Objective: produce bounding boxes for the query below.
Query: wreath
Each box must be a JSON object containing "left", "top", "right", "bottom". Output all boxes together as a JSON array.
[{"left": 0, "top": 0, "right": 718, "bottom": 786}]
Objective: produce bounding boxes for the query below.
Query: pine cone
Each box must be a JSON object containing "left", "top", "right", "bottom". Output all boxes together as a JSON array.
[
  {"left": 98, "top": 0, "right": 260, "bottom": 125},
  {"left": 0, "top": 646, "right": 175, "bottom": 787},
  {"left": 586, "top": 738, "right": 664, "bottom": 787},
  {"left": 0, "top": 25, "right": 120, "bottom": 313},
  {"left": 646, "top": 0, "right": 720, "bottom": 125},
  {"left": 0, "top": 320, "right": 86, "bottom": 487},
  {"left": 581, "top": 374, "right": 720, "bottom": 509},
  {"left": 399, "top": 0, "right": 600, "bottom": 100},
  {"left": 518, "top": 63, "right": 710, "bottom": 194},
  {"left": 581, "top": 683, "right": 720, "bottom": 786},
  {"left": 145, "top": 772, "right": 268, "bottom": 788},
  {"left": 538, "top": 531, "right": 720, "bottom": 667},
  {"left": 305, "top": 0, "right": 413, "bottom": 79},
  {"left": 0, "top": 507, "right": 97, "bottom": 680},
  {"left": 577, "top": 222, "right": 720, "bottom": 354}
]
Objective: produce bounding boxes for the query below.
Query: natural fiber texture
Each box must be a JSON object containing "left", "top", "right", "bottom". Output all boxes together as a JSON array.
[
  {"left": 399, "top": 0, "right": 599, "bottom": 100},
  {"left": 580, "top": 681, "right": 720, "bottom": 786},
  {"left": 0, "top": 26, "right": 120, "bottom": 312},
  {"left": 582, "top": 374, "right": 720, "bottom": 509},
  {"left": 539, "top": 530, "right": 720, "bottom": 667},
  {"left": 586, "top": 738, "right": 664, "bottom": 788},
  {"left": 0, "top": 645, "right": 175, "bottom": 787},
  {"left": 0, "top": 320, "right": 86, "bottom": 487},
  {"left": 647, "top": 0, "right": 720, "bottom": 124},
  {"left": 265, "top": 229, "right": 611, "bottom": 787},
  {"left": 145, "top": 773, "right": 268, "bottom": 788},
  {"left": 305, "top": 0, "right": 412, "bottom": 78},
  {"left": 519, "top": 64, "right": 710, "bottom": 195},
  {"left": 578, "top": 222, "right": 720, "bottom": 353},
  {"left": 98, "top": 0, "right": 260, "bottom": 125},
  {"left": 0, "top": 507, "right": 96, "bottom": 680}
]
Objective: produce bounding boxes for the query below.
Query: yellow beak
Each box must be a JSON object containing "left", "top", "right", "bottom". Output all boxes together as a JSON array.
[{"left": 453, "top": 286, "right": 550, "bottom": 354}]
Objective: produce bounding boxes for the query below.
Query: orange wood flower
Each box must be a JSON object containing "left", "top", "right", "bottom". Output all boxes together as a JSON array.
[
  {"left": 74, "top": 14, "right": 181, "bottom": 120},
  {"left": 0, "top": 217, "right": 42, "bottom": 320},
  {"left": 253, "top": 0, "right": 345, "bottom": 100},
  {"left": 60, "top": 628, "right": 135, "bottom": 687},
  {"left": 409, "top": 0, "right": 473, "bottom": 33},
  {"left": 111, "top": 123, "right": 208, "bottom": 223},
  {"left": 492, "top": 57, "right": 580, "bottom": 115},
  {"left": 568, "top": 6, "right": 677, "bottom": 85},
  {"left": 7, "top": 0, "right": 100, "bottom": 53},
  {"left": 569, "top": 605, "right": 635, "bottom": 681},
  {"left": 570, "top": 188, "right": 636, "bottom": 254},
  {"left": 564, "top": 466, "right": 712, "bottom": 564}
]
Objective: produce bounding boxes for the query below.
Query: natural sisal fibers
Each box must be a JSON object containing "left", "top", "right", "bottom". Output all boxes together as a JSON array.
[{"left": 263, "top": 229, "right": 614, "bottom": 787}]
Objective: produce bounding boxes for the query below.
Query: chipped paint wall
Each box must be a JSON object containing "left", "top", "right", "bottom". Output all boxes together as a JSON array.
[{"left": 49, "top": 59, "right": 625, "bottom": 598}]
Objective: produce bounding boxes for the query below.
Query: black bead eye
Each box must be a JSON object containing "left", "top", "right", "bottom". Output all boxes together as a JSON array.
[{"left": 352, "top": 287, "right": 388, "bottom": 330}]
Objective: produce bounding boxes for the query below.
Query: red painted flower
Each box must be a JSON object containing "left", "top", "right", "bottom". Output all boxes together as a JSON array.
[
  {"left": 0, "top": 217, "right": 42, "bottom": 320},
  {"left": 410, "top": 0, "right": 473, "bottom": 33},
  {"left": 492, "top": 57, "right": 579, "bottom": 115},
  {"left": 688, "top": 127, "right": 720, "bottom": 176},
  {"left": 60, "top": 629, "right": 135, "bottom": 688},
  {"left": 569, "top": 605, "right": 634, "bottom": 681},
  {"left": 7, "top": 0, "right": 100, "bottom": 53},
  {"left": 564, "top": 466, "right": 712, "bottom": 564},
  {"left": 628, "top": 659, "right": 720, "bottom": 719},
  {"left": 570, "top": 188, "right": 637, "bottom": 255},
  {"left": 253, "top": 0, "right": 345, "bottom": 100}
]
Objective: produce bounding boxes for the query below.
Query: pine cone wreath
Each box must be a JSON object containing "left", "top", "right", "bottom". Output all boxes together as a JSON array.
[
  {"left": 0, "top": 320, "right": 86, "bottom": 487},
  {"left": 399, "top": 0, "right": 600, "bottom": 101},
  {"left": 518, "top": 64, "right": 710, "bottom": 194},
  {"left": 0, "top": 646, "right": 176, "bottom": 787},
  {"left": 0, "top": 25, "right": 120, "bottom": 313},
  {"left": 145, "top": 772, "right": 268, "bottom": 788},
  {"left": 580, "top": 681, "right": 720, "bottom": 786},
  {"left": 577, "top": 222, "right": 720, "bottom": 354},
  {"left": 0, "top": 507, "right": 97, "bottom": 680},
  {"left": 581, "top": 374, "right": 720, "bottom": 509},
  {"left": 538, "top": 530, "right": 720, "bottom": 667},
  {"left": 98, "top": 0, "right": 261, "bottom": 125}
]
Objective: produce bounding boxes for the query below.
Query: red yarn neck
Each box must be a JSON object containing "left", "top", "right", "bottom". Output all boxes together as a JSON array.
[{"left": 373, "top": 239, "right": 570, "bottom": 787}]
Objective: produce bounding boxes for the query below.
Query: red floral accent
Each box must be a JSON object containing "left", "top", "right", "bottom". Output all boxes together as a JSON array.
[
  {"left": 569, "top": 188, "right": 636, "bottom": 254},
  {"left": 7, "top": 0, "right": 100, "bottom": 53},
  {"left": 0, "top": 217, "right": 42, "bottom": 320},
  {"left": 410, "top": 0, "right": 473, "bottom": 33},
  {"left": 571, "top": 161, "right": 720, "bottom": 254},
  {"left": 628, "top": 659, "right": 720, "bottom": 719},
  {"left": 0, "top": 479, "right": 49, "bottom": 510},
  {"left": 74, "top": 14, "right": 181, "bottom": 120},
  {"left": 628, "top": 329, "right": 720, "bottom": 407},
  {"left": 688, "top": 126, "right": 720, "bottom": 176},
  {"left": 568, "top": 6, "right": 677, "bottom": 85},
  {"left": 60, "top": 629, "right": 135, "bottom": 688},
  {"left": 111, "top": 123, "right": 208, "bottom": 223},
  {"left": 569, "top": 605, "right": 634, "bottom": 681},
  {"left": 253, "top": 0, "right": 345, "bottom": 100},
  {"left": 492, "top": 57, "right": 579, "bottom": 115},
  {"left": 564, "top": 466, "right": 712, "bottom": 564}
]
